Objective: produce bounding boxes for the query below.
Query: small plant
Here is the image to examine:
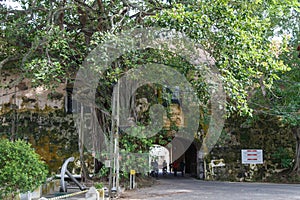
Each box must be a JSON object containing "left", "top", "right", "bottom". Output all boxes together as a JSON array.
[
  {"left": 272, "top": 147, "right": 293, "bottom": 168},
  {"left": 0, "top": 139, "right": 48, "bottom": 198},
  {"left": 94, "top": 182, "right": 104, "bottom": 189},
  {"left": 98, "top": 166, "right": 109, "bottom": 178}
]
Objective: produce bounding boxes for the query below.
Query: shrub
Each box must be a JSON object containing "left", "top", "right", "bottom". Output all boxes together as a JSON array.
[
  {"left": 94, "top": 182, "right": 103, "bottom": 189},
  {"left": 0, "top": 139, "right": 48, "bottom": 198},
  {"left": 271, "top": 147, "right": 293, "bottom": 168}
]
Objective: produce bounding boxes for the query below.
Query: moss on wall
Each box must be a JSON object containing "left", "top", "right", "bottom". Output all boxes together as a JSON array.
[
  {"left": 207, "top": 114, "right": 295, "bottom": 182},
  {"left": 0, "top": 109, "right": 79, "bottom": 174}
]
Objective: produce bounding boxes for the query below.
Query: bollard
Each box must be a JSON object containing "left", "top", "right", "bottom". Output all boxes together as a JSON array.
[
  {"left": 129, "top": 170, "right": 136, "bottom": 190},
  {"left": 199, "top": 158, "right": 205, "bottom": 180}
]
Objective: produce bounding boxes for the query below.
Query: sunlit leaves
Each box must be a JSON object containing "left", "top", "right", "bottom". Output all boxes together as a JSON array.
[
  {"left": 149, "top": 0, "right": 299, "bottom": 116},
  {"left": 0, "top": 139, "right": 48, "bottom": 197}
]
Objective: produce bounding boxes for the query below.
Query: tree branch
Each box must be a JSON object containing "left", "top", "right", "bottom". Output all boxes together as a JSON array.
[{"left": 0, "top": 56, "right": 20, "bottom": 70}]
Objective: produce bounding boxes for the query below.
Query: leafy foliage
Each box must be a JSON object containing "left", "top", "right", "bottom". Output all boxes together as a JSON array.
[
  {"left": 272, "top": 147, "right": 294, "bottom": 168},
  {"left": 0, "top": 139, "right": 48, "bottom": 197},
  {"left": 2, "top": 0, "right": 298, "bottom": 115},
  {"left": 94, "top": 182, "right": 104, "bottom": 189},
  {"left": 149, "top": 0, "right": 299, "bottom": 116}
]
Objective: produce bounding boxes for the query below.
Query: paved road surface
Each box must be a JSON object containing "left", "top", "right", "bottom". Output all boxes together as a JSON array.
[
  {"left": 120, "top": 175, "right": 300, "bottom": 200},
  {"left": 42, "top": 175, "right": 300, "bottom": 199}
]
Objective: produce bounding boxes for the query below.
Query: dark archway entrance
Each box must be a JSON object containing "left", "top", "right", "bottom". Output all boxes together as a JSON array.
[{"left": 184, "top": 143, "right": 197, "bottom": 176}]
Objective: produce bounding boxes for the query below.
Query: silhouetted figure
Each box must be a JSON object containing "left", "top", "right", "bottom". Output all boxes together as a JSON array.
[
  {"left": 169, "top": 163, "right": 173, "bottom": 173},
  {"left": 173, "top": 160, "right": 179, "bottom": 177},
  {"left": 151, "top": 160, "right": 158, "bottom": 177},
  {"left": 163, "top": 160, "right": 167, "bottom": 176},
  {"left": 180, "top": 161, "right": 185, "bottom": 176}
]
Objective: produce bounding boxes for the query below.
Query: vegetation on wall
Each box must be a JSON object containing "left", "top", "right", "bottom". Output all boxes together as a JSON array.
[{"left": 0, "top": 110, "right": 79, "bottom": 173}]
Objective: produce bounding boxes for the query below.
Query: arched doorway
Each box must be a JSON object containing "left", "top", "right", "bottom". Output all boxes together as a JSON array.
[
  {"left": 149, "top": 145, "right": 170, "bottom": 172},
  {"left": 149, "top": 142, "right": 198, "bottom": 176},
  {"left": 184, "top": 143, "right": 197, "bottom": 176}
]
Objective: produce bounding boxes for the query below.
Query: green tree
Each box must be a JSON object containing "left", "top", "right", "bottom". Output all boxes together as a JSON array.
[
  {"left": 248, "top": 7, "right": 300, "bottom": 172},
  {"left": 273, "top": 54, "right": 300, "bottom": 172},
  {"left": 0, "top": 139, "right": 48, "bottom": 198},
  {"left": 2, "top": 0, "right": 298, "bottom": 123},
  {"left": 1, "top": 0, "right": 299, "bottom": 177},
  {"left": 0, "top": 0, "right": 163, "bottom": 181},
  {"left": 150, "top": 0, "right": 299, "bottom": 116}
]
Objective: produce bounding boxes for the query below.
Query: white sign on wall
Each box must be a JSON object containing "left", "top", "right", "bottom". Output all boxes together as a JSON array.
[{"left": 241, "top": 149, "right": 263, "bottom": 164}]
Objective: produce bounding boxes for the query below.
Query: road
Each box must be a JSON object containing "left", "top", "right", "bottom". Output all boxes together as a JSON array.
[{"left": 120, "top": 175, "right": 300, "bottom": 200}]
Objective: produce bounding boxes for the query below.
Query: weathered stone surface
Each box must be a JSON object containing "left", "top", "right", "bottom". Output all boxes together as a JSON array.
[
  {"left": 0, "top": 109, "right": 80, "bottom": 173},
  {"left": 0, "top": 72, "right": 65, "bottom": 113},
  {"left": 206, "top": 114, "right": 295, "bottom": 181}
]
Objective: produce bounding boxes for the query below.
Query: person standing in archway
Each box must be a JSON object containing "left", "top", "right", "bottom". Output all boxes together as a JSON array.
[
  {"left": 173, "top": 160, "right": 179, "bottom": 176},
  {"left": 163, "top": 160, "right": 168, "bottom": 175},
  {"left": 180, "top": 160, "right": 185, "bottom": 177}
]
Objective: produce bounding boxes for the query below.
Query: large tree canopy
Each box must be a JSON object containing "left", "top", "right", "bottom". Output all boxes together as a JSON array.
[
  {"left": 150, "top": 0, "right": 299, "bottom": 115},
  {"left": 1, "top": 0, "right": 299, "bottom": 116},
  {"left": 249, "top": 8, "right": 300, "bottom": 172}
]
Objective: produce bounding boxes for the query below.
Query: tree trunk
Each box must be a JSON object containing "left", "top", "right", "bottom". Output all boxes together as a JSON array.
[
  {"left": 79, "top": 103, "right": 91, "bottom": 181},
  {"left": 292, "top": 127, "right": 300, "bottom": 173},
  {"left": 57, "top": 0, "right": 66, "bottom": 30}
]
